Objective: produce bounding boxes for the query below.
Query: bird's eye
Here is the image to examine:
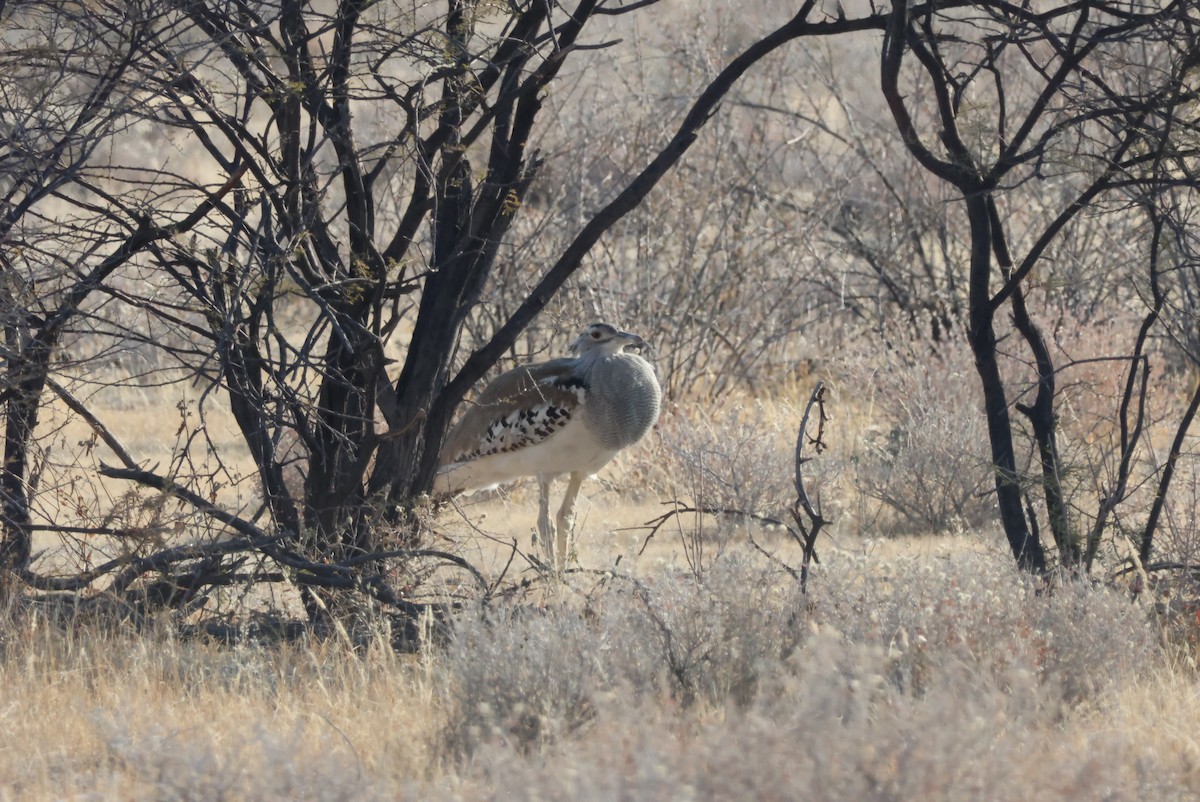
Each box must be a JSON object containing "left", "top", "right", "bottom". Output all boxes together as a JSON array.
[{"left": 591, "top": 330, "right": 601, "bottom": 339}]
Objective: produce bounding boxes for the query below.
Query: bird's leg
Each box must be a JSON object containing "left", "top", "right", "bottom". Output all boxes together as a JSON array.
[
  {"left": 536, "top": 474, "right": 555, "bottom": 564},
  {"left": 555, "top": 471, "right": 585, "bottom": 570}
]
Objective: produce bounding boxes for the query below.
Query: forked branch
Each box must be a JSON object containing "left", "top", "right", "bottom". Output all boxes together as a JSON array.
[{"left": 791, "top": 381, "right": 830, "bottom": 592}]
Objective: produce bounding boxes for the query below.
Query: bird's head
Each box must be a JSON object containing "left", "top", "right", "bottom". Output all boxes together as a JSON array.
[{"left": 569, "top": 322, "right": 647, "bottom": 356}]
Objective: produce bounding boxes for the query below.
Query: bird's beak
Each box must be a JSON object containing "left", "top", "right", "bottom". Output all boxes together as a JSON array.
[{"left": 619, "top": 331, "right": 648, "bottom": 353}]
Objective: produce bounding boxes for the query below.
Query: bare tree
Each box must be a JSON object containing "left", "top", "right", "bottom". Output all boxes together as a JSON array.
[
  {"left": 0, "top": 2, "right": 237, "bottom": 575},
  {"left": 6, "top": 0, "right": 1199, "bottom": 629},
  {"left": 874, "top": 0, "right": 1200, "bottom": 571},
  {"left": 1, "top": 0, "right": 876, "bottom": 621}
]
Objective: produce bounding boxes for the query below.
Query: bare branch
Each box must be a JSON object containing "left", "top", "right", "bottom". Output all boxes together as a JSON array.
[{"left": 45, "top": 378, "right": 139, "bottom": 471}]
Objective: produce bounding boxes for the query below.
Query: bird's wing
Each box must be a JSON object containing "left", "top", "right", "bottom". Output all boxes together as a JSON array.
[{"left": 439, "top": 358, "right": 587, "bottom": 466}]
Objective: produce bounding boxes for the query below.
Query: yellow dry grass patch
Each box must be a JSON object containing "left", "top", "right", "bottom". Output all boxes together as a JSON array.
[
  {"left": 0, "top": 625, "right": 439, "bottom": 799},
  {"left": 1070, "top": 660, "right": 1200, "bottom": 786}
]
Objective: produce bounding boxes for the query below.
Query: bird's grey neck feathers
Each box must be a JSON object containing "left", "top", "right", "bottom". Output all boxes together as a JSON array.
[{"left": 572, "top": 351, "right": 661, "bottom": 449}]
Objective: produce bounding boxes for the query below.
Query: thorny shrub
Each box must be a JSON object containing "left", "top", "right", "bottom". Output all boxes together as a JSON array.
[
  {"left": 845, "top": 342, "right": 997, "bottom": 535},
  {"left": 440, "top": 556, "right": 805, "bottom": 757},
  {"left": 439, "top": 547, "right": 1160, "bottom": 764},
  {"left": 461, "top": 634, "right": 1181, "bottom": 802},
  {"left": 655, "top": 401, "right": 797, "bottom": 516}
]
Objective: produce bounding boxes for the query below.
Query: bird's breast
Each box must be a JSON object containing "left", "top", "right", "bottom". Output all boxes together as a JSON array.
[{"left": 581, "top": 354, "right": 662, "bottom": 450}]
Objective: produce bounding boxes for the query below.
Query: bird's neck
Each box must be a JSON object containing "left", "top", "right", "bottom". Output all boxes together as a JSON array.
[{"left": 574, "top": 349, "right": 634, "bottom": 380}]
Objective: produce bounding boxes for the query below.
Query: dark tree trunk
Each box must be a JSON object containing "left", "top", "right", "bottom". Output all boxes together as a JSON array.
[
  {"left": 964, "top": 195, "right": 1047, "bottom": 573},
  {"left": 0, "top": 343, "right": 45, "bottom": 571},
  {"left": 989, "top": 199, "right": 1079, "bottom": 568}
]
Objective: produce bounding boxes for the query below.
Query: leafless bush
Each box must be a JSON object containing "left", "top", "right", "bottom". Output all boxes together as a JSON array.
[
  {"left": 440, "top": 544, "right": 1158, "bottom": 761},
  {"left": 812, "top": 548, "right": 1159, "bottom": 703},
  {"left": 635, "top": 399, "right": 818, "bottom": 574},
  {"left": 440, "top": 556, "right": 805, "bottom": 758},
  {"left": 1147, "top": 457, "right": 1200, "bottom": 574},
  {"left": 463, "top": 633, "right": 1182, "bottom": 802},
  {"left": 848, "top": 343, "right": 995, "bottom": 535},
  {"left": 656, "top": 401, "right": 796, "bottom": 514},
  {"left": 436, "top": 546, "right": 1168, "bottom": 797}
]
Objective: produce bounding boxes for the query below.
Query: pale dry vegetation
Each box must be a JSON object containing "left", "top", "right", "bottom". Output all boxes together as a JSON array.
[
  {"left": 4, "top": 528, "right": 1200, "bottom": 800},
  {"left": 8, "top": 330, "right": 1200, "bottom": 800},
  {"left": 5, "top": 362, "right": 1200, "bottom": 798}
]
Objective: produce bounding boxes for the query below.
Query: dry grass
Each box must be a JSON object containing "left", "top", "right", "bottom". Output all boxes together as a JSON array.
[
  {"left": 4, "top": 530, "right": 1198, "bottom": 800},
  {"left": 11, "top": 372, "right": 1200, "bottom": 802},
  {"left": 14, "top": 320, "right": 1200, "bottom": 800},
  {"left": 8, "top": 378, "right": 1200, "bottom": 800},
  {"left": 0, "top": 616, "right": 437, "bottom": 800}
]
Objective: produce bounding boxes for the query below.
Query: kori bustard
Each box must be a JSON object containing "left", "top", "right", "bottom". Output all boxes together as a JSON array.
[{"left": 435, "top": 323, "right": 662, "bottom": 569}]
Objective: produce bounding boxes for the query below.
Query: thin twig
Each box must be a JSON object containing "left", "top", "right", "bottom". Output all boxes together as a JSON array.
[{"left": 630, "top": 501, "right": 794, "bottom": 557}]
